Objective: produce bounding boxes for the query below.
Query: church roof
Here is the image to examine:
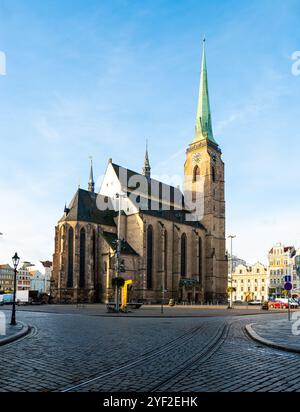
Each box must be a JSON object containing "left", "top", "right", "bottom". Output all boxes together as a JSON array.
[
  {"left": 101, "top": 231, "right": 138, "bottom": 255},
  {"left": 112, "top": 162, "right": 206, "bottom": 230},
  {"left": 59, "top": 189, "right": 116, "bottom": 226}
]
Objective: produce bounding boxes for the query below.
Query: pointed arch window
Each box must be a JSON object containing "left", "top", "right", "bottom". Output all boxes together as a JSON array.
[
  {"left": 212, "top": 166, "right": 216, "bottom": 182},
  {"left": 164, "top": 230, "right": 168, "bottom": 290},
  {"left": 67, "top": 227, "right": 74, "bottom": 288},
  {"left": 92, "top": 230, "right": 96, "bottom": 287},
  {"left": 198, "top": 237, "right": 203, "bottom": 285},
  {"left": 193, "top": 165, "right": 200, "bottom": 182},
  {"left": 181, "top": 233, "right": 187, "bottom": 278},
  {"left": 147, "top": 225, "right": 153, "bottom": 289},
  {"left": 79, "top": 228, "right": 86, "bottom": 288}
]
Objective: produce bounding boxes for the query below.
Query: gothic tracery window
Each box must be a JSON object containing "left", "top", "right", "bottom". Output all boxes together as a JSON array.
[
  {"left": 67, "top": 227, "right": 74, "bottom": 288},
  {"left": 147, "top": 225, "right": 153, "bottom": 289},
  {"left": 198, "top": 237, "right": 203, "bottom": 284},
  {"left": 181, "top": 233, "right": 187, "bottom": 278},
  {"left": 79, "top": 228, "right": 86, "bottom": 288},
  {"left": 164, "top": 230, "right": 168, "bottom": 290}
]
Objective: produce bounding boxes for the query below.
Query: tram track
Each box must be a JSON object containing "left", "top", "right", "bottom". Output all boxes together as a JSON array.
[
  {"left": 60, "top": 322, "right": 207, "bottom": 392},
  {"left": 60, "top": 321, "right": 230, "bottom": 392},
  {"left": 148, "top": 322, "right": 230, "bottom": 391}
]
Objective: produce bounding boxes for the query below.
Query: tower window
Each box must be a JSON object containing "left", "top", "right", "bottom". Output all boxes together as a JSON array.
[
  {"left": 212, "top": 166, "right": 216, "bottom": 182},
  {"left": 192, "top": 165, "right": 200, "bottom": 182}
]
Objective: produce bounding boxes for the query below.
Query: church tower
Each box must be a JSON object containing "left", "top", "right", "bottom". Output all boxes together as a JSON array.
[{"left": 184, "top": 40, "right": 227, "bottom": 302}]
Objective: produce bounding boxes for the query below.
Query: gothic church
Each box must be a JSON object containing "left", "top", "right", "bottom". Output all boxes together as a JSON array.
[{"left": 51, "top": 42, "right": 228, "bottom": 304}]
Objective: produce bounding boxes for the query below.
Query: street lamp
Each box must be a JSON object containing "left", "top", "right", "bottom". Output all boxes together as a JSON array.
[
  {"left": 11, "top": 252, "right": 20, "bottom": 325},
  {"left": 115, "top": 192, "right": 126, "bottom": 312},
  {"left": 228, "top": 235, "right": 236, "bottom": 309}
]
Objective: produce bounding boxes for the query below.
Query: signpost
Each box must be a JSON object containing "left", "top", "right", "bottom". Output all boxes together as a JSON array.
[{"left": 284, "top": 281, "right": 292, "bottom": 321}]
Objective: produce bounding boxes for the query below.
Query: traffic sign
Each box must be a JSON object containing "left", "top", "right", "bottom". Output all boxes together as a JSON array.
[
  {"left": 284, "top": 275, "right": 292, "bottom": 282},
  {"left": 284, "top": 282, "right": 293, "bottom": 291}
]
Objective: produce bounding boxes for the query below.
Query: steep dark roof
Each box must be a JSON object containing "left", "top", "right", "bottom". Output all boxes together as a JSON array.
[
  {"left": 141, "top": 210, "right": 206, "bottom": 230},
  {"left": 101, "top": 231, "right": 138, "bottom": 255},
  {"left": 59, "top": 189, "right": 116, "bottom": 226},
  {"left": 112, "top": 163, "right": 206, "bottom": 230},
  {"left": 112, "top": 163, "right": 184, "bottom": 208}
]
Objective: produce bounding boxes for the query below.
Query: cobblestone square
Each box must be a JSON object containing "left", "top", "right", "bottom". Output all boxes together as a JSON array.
[{"left": 1, "top": 307, "right": 300, "bottom": 392}]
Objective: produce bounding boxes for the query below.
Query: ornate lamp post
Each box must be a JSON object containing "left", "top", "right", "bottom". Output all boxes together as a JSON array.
[
  {"left": 11, "top": 252, "right": 20, "bottom": 325},
  {"left": 228, "top": 235, "right": 236, "bottom": 309}
]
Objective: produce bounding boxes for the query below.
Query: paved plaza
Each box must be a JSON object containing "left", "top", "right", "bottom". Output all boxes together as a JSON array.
[{"left": 1, "top": 306, "right": 300, "bottom": 392}]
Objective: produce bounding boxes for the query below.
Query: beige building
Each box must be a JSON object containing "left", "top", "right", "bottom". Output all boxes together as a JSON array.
[
  {"left": 268, "top": 243, "right": 298, "bottom": 297},
  {"left": 17, "top": 268, "right": 31, "bottom": 291},
  {"left": 0, "top": 264, "right": 14, "bottom": 292},
  {"left": 230, "top": 262, "right": 269, "bottom": 302},
  {"left": 51, "top": 42, "right": 227, "bottom": 304}
]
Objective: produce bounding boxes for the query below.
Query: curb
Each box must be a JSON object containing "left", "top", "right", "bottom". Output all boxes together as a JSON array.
[
  {"left": 245, "top": 323, "right": 300, "bottom": 354},
  {"left": 0, "top": 322, "right": 31, "bottom": 346}
]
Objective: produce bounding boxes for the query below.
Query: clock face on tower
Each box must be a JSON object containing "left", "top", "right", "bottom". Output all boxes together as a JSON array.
[{"left": 192, "top": 153, "right": 201, "bottom": 164}]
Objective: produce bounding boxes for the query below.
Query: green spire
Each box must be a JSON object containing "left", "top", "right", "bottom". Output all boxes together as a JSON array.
[{"left": 193, "top": 38, "right": 217, "bottom": 144}]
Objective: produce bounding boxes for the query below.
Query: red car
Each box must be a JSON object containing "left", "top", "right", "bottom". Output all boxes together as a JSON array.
[{"left": 268, "top": 300, "right": 288, "bottom": 309}]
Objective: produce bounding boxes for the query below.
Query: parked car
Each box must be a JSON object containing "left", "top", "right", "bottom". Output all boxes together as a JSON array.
[
  {"left": 278, "top": 298, "right": 299, "bottom": 309},
  {"left": 233, "top": 300, "right": 244, "bottom": 305},
  {"left": 268, "top": 300, "right": 287, "bottom": 309},
  {"left": 248, "top": 300, "right": 261, "bottom": 305}
]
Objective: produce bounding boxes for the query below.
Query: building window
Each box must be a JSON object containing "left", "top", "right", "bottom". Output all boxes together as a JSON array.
[
  {"left": 92, "top": 230, "right": 96, "bottom": 288},
  {"left": 181, "top": 233, "right": 187, "bottom": 278},
  {"left": 79, "top": 228, "right": 86, "bottom": 288},
  {"left": 147, "top": 225, "right": 153, "bottom": 289},
  {"left": 164, "top": 230, "right": 168, "bottom": 291},
  {"left": 67, "top": 227, "right": 74, "bottom": 288},
  {"left": 198, "top": 237, "right": 202, "bottom": 284},
  {"left": 192, "top": 165, "right": 200, "bottom": 182},
  {"left": 212, "top": 166, "right": 216, "bottom": 182}
]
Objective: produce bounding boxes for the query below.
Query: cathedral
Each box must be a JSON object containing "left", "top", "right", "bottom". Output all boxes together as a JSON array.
[{"left": 51, "top": 42, "right": 228, "bottom": 304}]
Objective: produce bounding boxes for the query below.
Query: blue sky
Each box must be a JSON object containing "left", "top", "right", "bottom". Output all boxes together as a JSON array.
[{"left": 0, "top": 0, "right": 300, "bottom": 265}]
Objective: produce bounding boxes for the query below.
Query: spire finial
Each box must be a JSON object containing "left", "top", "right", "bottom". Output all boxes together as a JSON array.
[
  {"left": 88, "top": 155, "right": 95, "bottom": 193},
  {"left": 142, "top": 139, "right": 151, "bottom": 180}
]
